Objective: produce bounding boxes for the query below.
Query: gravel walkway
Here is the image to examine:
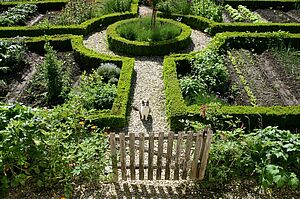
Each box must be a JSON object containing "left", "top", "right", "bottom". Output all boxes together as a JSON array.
[{"left": 83, "top": 26, "right": 211, "bottom": 134}]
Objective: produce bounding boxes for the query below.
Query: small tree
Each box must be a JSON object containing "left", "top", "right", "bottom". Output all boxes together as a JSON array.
[{"left": 147, "top": 0, "right": 160, "bottom": 28}]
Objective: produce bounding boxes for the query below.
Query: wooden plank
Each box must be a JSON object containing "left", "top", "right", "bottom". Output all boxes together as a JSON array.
[
  {"left": 198, "top": 129, "right": 213, "bottom": 180},
  {"left": 148, "top": 132, "right": 154, "bottom": 180},
  {"left": 190, "top": 133, "right": 203, "bottom": 179},
  {"left": 174, "top": 132, "right": 183, "bottom": 180},
  {"left": 182, "top": 131, "right": 193, "bottom": 179},
  {"left": 129, "top": 133, "right": 136, "bottom": 180},
  {"left": 120, "top": 133, "right": 127, "bottom": 180},
  {"left": 109, "top": 133, "right": 118, "bottom": 182},
  {"left": 165, "top": 132, "right": 174, "bottom": 180},
  {"left": 139, "top": 132, "right": 145, "bottom": 180},
  {"left": 156, "top": 132, "right": 164, "bottom": 180}
]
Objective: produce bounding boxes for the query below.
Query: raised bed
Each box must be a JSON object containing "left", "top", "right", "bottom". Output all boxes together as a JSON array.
[
  {"left": 0, "top": 35, "right": 134, "bottom": 128},
  {"left": 106, "top": 17, "right": 192, "bottom": 56},
  {"left": 163, "top": 32, "right": 300, "bottom": 131}
]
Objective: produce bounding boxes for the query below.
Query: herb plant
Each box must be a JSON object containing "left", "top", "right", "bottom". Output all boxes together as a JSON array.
[{"left": 0, "top": 4, "right": 37, "bottom": 26}]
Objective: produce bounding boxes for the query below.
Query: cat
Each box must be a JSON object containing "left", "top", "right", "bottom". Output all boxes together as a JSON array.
[{"left": 132, "top": 99, "right": 151, "bottom": 121}]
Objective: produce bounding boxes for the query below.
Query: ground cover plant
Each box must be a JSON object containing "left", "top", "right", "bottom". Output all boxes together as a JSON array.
[
  {"left": 0, "top": 4, "right": 37, "bottom": 26},
  {"left": 116, "top": 17, "right": 181, "bottom": 42}
]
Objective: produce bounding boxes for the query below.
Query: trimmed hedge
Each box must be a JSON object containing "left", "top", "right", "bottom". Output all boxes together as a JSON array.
[
  {"left": 158, "top": 12, "right": 213, "bottom": 32},
  {"left": 106, "top": 18, "right": 192, "bottom": 56},
  {"left": 0, "top": 0, "right": 68, "bottom": 13},
  {"left": 2, "top": 34, "right": 134, "bottom": 128},
  {"left": 0, "top": 0, "right": 138, "bottom": 38},
  {"left": 163, "top": 32, "right": 300, "bottom": 131},
  {"left": 209, "top": 22, "right": 300, "bottom": 35}
]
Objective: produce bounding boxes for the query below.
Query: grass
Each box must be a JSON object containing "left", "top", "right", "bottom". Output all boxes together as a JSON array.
[{"left": 116, "top": 17, "right": 182, "bottom": 42}]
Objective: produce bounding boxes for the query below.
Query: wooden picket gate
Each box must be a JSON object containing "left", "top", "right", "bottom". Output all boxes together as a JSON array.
[{"left": 109, "top": 129, "right": 213, "bottom": 181}]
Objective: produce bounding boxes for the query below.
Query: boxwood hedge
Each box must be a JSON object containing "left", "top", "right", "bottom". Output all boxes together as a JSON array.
[
  {"left": 163, "top": 32, "right": 300, "bottom": 131},
  {"left": 106, "top": 17, "right": 192, "bottom": 56},
  {"left": 3, "top": 34, "right": 134, "bottom": 128}
]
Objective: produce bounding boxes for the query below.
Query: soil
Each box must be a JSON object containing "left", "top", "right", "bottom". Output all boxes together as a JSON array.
[
  {"left": 255, "top": 9, "right": 300, "bottom": 23},
  {"left": 228, "top": 49, "right": 300, "bottom": 106},
  {"left": 2, "top": 51, "right": 81, "bottom": 107},
  {"left": 225, "top": 58, "right": 252, "bottom": 106}
]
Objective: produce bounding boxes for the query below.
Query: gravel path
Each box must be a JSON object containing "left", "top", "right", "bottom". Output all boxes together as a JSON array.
[{"left": 83, "top": 26, "right": 211, "bottom": 134}]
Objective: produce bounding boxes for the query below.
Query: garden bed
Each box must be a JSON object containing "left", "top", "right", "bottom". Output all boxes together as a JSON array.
[
  {"left": 255, "top": 9, "right": 300, "bottom": 23},
  {"left": 227, "top": 48, "right": 300, "bottom": 106}
]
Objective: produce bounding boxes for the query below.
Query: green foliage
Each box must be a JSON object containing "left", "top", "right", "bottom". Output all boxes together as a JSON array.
[
  {"left": 207, "top": 126, "right": 300, "bottom": 190},
  {"left": 107, "top": 17, "right": 192, "bottom": 55},
  {"left": 157, "top": 0, "right": 222, "bottom": 22},
  {"left": 97, "top": 62, "right": 120, "bottom": 84},
  {"left": 190, "top": 0, "right": 222, "bottom": 22},
  {"left": 0, "top": 4, "right": 37, "bottom": 26},
  {"left": 50, "top": 0, "right": 95, "bottom": 25},
  {"left": 99, "top": 0, "right": 132, "bottom": 15},
  {"left": 26, "top": 42, "right": 71, "bottom": 106},
  {"left": 179, "top": 49, "right": 230, "bottom": 105},
  {"left": 0, "top": 102, "right": 110, "bottom": 196},
  {"left": 237, "top": 5, "right": 264, "bottom": 23},
  {"left": 0, "top": 40, "right": 26, "bottom": 75},
  {"left": 116, "top": 17, "right": 181, "bottom": 42},
  {"left": 68, "top": 68, "right": 117, "bottom": 110}
]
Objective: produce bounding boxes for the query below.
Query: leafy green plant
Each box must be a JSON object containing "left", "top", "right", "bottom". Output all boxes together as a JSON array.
[
  {"left": 237, "top": 5, "right": 264, "bottom": 23},
  {"left": 0, "top": 102, "right": 110, "bottom": 197},
  {"left": 179, "top": 49, "right": 231, "bottom": 105},
  {"left": 100, "top": 0, "right": 132, "bottom": 15},
  {"left": 26, "top": 43, "right": 71, "bottom": 106},
  {"left": 0, "top": 40, "right": 26, "bottom": 75},
  {"left": 50, "top": 0, "right": 94, "bottom": 25},
  {"left": 224, "top": 4, "right": 244, "bottom": 22},
  {"left": 0, "top": 4, "right": 37, "bottom": 26},
  {"left": 69, "top": 68, "right": 117, "bottom": 110},
  {"left": 205, "top": 126, "right": 300, "bottom": 190},
  {"left": 116, "top": 17, "right": 182, "bottom": 42},
  {"left": 190, "top": 0, "right": 222, "bottom": 22}
]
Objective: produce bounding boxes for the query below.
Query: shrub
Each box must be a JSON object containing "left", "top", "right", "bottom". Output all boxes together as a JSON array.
[
  {"left": 69, "top": 68, "right": 117, "bottom": 110},
  {"left": 97, "top": 62, "right": 121, "bottom": 83},
  {"left": 27, "top": 42, "right": 71, "bottom": 106}
]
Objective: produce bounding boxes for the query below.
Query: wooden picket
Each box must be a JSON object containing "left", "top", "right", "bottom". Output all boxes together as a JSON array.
[{"left": 109, "top": 129, "right": 213, "bottom": 181}]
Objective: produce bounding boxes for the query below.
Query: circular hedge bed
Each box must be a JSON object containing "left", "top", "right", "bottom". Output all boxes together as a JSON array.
[{"left": 106, "top": 17, "right": 192, "bottom": 56}]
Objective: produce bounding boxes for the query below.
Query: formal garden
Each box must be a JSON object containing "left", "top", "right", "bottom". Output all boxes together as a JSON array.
[{"left": 0, "top": 0, "right": 299, "bottom": 198}]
